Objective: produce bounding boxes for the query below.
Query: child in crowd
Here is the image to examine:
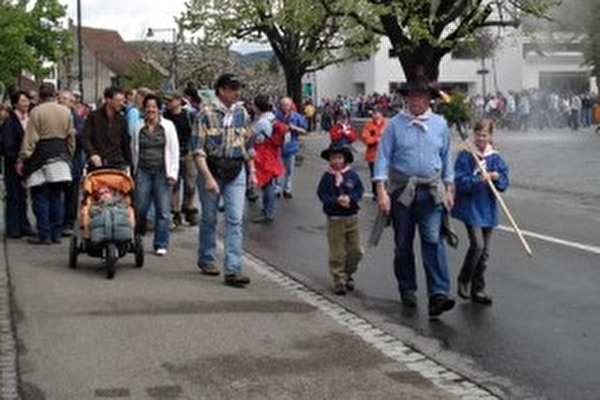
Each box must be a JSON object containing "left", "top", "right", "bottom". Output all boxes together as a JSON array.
[
  {"left": 328, "top": 111, "right": 357, "bottom": 147},
  {"left": 91, "top": 186, "right": 120, "bottom": 212},
  {"left": 317, "top": 144, "right": 364, "bottom": 295},
  {"left": 452, "top": 119, "right": 509, "bottom": 305}
]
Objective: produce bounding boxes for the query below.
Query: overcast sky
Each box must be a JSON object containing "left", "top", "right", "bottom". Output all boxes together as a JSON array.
[{"left": 59, "top": 0, "right": 269, "bottom": 53}]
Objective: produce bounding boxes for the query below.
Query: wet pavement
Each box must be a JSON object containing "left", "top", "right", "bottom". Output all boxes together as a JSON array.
[
  {"left": 3, "top": 211, "right": 477, "bottom": 399},
  {"left": 243, "top": 127, "right": 600, "bottom": 400},
  {"left": 2, "top": 125, "right": 599, "bottom": 399}
]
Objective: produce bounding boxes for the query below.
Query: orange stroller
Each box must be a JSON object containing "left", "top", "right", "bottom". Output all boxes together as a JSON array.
[{"left": 68, "top": 168, "right": 144, "bottom": 279}]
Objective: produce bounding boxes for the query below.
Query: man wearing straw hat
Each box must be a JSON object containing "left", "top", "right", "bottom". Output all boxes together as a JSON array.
[{"left": 373, "top": 75, "right": 456, "bottom": 318}]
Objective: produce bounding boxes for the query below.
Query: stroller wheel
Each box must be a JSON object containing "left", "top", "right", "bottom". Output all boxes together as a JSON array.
[
  {"left": 69, "top": 236, "right": 78, "bottom": 269},
  {"left": 106, "top": 243, "right": 118, "bottom": 279},
  {"left": 134, "top": 238, "right": 144, "bottom": 268}
]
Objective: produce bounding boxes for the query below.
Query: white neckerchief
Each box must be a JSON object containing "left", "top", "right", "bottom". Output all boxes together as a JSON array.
[
  {"left": 473, "top": 143, "right": 497, "bottom": 174},
  {"left": 213, "top": 97, "right": 243, "bottom": 128},
  {"left": 401, "top": 108, "right": 432, "bottom": 132}
]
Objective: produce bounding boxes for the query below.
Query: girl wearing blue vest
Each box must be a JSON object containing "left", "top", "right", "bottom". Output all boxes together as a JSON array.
[{"left": 452, "top": 119, "right": 509, "bottom": 305}]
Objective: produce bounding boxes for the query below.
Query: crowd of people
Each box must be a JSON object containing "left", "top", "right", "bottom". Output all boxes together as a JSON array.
[
  {"left": 2, "top": 73, "right": 514, "bottom": 318},
  {"left": 470, "top": 89, "right": 598, "bottom": 132},
  {"left": 0, "top": 75, "right": 313, "bottom": 288}
]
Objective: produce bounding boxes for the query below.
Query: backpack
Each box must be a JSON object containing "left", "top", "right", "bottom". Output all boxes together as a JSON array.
[{"left": 270, "top": 119, "right": 287, "bottom": 148}]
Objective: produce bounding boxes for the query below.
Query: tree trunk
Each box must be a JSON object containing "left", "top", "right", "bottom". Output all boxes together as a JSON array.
[
  {"left": 282, "top": 63, "right": 304, "bottom": 108},
  {"left": 397, "top": 44, "right": 445, "bottom": 82}
]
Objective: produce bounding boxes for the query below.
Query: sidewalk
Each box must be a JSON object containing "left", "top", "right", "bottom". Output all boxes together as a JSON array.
[{"left": 3, "top": 220, "right": 494, "bottom": 399}]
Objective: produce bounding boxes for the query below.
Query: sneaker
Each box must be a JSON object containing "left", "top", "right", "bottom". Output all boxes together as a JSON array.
[
  {"left": 27, "top": 237, "right": 51, "bottom": 245},
  {"left": 251, "top": 215, "right": 273, "bottom": 224},
  {"left": 183, "top": 209, "right": 199, "bottom": 226},
  {"left": 400, "top": 291, "right": 417, "bottom": 308},
  {"left": 457, "top": 279, "right": 471, "bottom": 299},
  {"left": 346, "top": 277, "right": 355, "bottom": 291},
  {"left": 172, "top": 212, "right": 183, "bottom": 227},
  {"left": 62, "top": 228, "right": 74, "bottom": 237},
  {"left": 283, "top": 191, "right": 293, "bottom": 199},
  {"left": 224, "top": 273, "right": 250, "bottom": 288},
  {"left": 155, "top": 248, "right": 167, "bottom": 256},
  {"left": 198, "top": 262, "right": 220, "bottom": 276},
  {"left": 428, "top": 294, "right": 455, "bottom": 318},
  {"left": 471, "top": 291, "right": 493, "bottom": 305},
  {"left": 334, "top": 283, "right": 347, "bottom": 296},
  {"left": 246, "top": 189, "right": 259, "bottom": 202}
]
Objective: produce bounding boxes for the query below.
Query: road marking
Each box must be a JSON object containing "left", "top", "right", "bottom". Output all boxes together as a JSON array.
[
  {"left": 247, "top": 253, "right": 499, "bottom": 400},
  {"left": 497, "top": 225, "right": 600, "bottom": 255}
]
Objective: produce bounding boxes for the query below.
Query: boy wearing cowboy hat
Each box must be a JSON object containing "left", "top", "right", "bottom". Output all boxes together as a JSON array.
[{"left": 317, "top": 144, "right": 364, "bottom": 295}]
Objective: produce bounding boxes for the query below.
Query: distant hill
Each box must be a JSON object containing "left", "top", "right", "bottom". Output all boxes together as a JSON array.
[{"left": 237, "top": 51, "right": 274, "bottom": 65}]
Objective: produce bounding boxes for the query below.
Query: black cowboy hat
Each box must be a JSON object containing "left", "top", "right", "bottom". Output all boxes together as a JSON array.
[
  {"left": 398, "top": 76, "right": 440, "bottom": 98},
  {"left": 321, "top": 143, "right": 354, "bottom": 164}
]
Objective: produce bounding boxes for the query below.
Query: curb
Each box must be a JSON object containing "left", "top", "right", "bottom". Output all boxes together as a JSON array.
[
  {"left": 0, "top": 236, "right": 20, "bottom": 400},
  {"left": 246, "top": 252, "right": 499, "bottom": 400}
]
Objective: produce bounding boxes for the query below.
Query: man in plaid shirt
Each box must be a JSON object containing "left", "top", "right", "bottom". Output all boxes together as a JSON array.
[{"left": 193, "top": 74, "right": 257, "bottom": 288}]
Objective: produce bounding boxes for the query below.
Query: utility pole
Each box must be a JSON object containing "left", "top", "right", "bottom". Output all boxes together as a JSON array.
[{"left": 77, "top": 0, "right": 84, "bottom": 100}]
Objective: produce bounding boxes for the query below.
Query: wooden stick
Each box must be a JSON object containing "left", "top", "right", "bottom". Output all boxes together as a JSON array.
[{"left": 461, "top": 137, "right": 533, "bottom": 257}]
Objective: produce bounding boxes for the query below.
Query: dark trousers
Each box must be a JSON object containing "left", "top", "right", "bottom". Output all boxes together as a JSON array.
[
  {"left": 63, "top": 177, "right": 80, "bottom": 230},
  {"left": 458, "top": 224, "right": 493, "bottom": 292},
  {"left": 30, "top": 183, "right": 66, "bottom": 241},
  {"left": 3, "top": 164, "right": 32, "bottom": 237}
]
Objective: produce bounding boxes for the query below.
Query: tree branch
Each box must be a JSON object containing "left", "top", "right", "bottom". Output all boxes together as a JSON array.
[{"left": 317, "top": 0, "right": 386, "bottom": 35}]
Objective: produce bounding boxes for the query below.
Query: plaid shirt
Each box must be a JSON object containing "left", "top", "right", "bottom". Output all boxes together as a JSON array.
[{"left": 193, "top": 98, "right": 254, "bottom": 160}]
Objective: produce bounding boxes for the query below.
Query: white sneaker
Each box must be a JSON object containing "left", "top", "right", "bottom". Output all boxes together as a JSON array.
[{"left": 155, "top": 248, "right": 167, "bottom": 256}]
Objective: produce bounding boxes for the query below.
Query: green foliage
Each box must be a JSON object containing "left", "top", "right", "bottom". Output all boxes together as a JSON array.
[
  {"left": 182, "top": 0, "right": 378, "bottom": 104},
  {"left": 0, "top": 0, "right": 71, "bottom": 86},
  {"left": 123, "top": 60, "right": 165, "bottom": 92},
  {"left": 436, "top": 92, "right": 473, "bottom": 125}
]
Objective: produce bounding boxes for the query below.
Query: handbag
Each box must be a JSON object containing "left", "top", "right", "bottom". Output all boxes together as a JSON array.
[{"left": 207, "top": 156, "right": 244, "bottom": 181}]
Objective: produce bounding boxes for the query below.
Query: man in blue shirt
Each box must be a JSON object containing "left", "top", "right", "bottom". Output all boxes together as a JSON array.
[{"left": 373, "top": 76, "right": 455, "bottom": 318}]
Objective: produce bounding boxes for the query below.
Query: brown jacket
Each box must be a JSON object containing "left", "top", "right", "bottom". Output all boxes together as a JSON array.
[{"left": 19, "top": 101, "right": 75, "bottom": 160}]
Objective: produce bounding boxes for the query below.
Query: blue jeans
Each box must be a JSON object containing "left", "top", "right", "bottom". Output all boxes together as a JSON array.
[
  {"left": 197, "top": 166, "right": 246, "bottom": 274},
  {"left": 391, "top": 187, "right": 450, "bottom": 296},
  {"left": 261, "top": 179, "right": 277, "bottom": 219},
  {"left": 135, "top": 167, "right": 171, "bottom": 250},
  {"left": 30, "top": 183, "right": 65, "bottom": 241},
  {"left": 277, "top": 154, "right": 295, "bottom": 193}
]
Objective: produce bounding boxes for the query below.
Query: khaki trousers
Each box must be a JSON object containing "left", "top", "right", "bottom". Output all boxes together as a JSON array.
[{"left": 327, "top": 216, "right": 363, "bottom": 285}]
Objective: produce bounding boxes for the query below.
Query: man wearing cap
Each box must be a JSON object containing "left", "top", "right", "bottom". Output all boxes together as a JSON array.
[
  {"left": 193, "top": 73, "right": 257, "bottom": 287},
  {"left": 163, "top": 91, "right": 198, "bottom": 226},
  {"left": 373, "top": 75, "right": 456, "bottom": 318}
]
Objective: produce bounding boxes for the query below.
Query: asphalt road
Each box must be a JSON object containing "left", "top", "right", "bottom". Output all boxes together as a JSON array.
[{"left": 243, "top": 127, "right": 600, "bottom": 400}]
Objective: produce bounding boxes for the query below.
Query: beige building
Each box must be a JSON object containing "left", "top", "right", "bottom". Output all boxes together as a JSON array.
[{"left": 61, "top": 26, "right": 139, "bottom": 104}]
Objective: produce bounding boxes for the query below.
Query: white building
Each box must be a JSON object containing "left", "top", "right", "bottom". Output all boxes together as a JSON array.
[{"left": 314, "top": 30, "right": 595, "bottom": 99}]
